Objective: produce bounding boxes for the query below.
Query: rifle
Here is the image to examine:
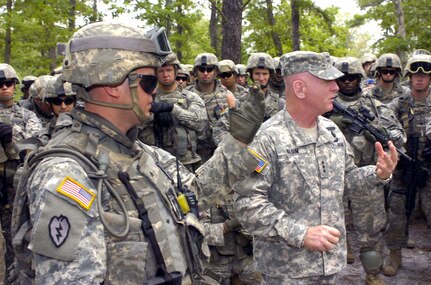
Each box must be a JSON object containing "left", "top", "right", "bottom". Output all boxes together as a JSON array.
[{"left": 332, "top": 100, "right": 411, "bottom": 161}]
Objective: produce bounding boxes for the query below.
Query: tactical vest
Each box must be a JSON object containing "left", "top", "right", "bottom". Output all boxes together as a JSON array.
[{"left": 12, "top": 117, "right": 206, "bottom": 284}]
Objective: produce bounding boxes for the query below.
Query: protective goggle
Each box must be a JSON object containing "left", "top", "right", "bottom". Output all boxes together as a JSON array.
[
  {"left": 0, "top": 80, "right": 15, "bottom": 88},
  {"left": 409, "top": 62, "right": 431, "bottom": 74},
  {"left": 136, "top": 74, "right": 159, "bottom": 94},
  {"left": 176, "top": 76, "right": 188, "bottom": 81},
  {"left": 198, "top": 66, "right": 215, "bottom": 73},
  {"left": 49, "top": 97, "right": 76, "bottom": 106},
  {"left": 380, "top": 69, "right": 396, "bottom": 75},
  {"left": 219, "top": 72, "right": 233, "bottom": 79}
]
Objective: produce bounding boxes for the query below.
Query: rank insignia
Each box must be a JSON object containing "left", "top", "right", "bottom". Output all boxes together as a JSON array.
[{"left": 57, "top": 176, "right": 95, "bottom": 210}]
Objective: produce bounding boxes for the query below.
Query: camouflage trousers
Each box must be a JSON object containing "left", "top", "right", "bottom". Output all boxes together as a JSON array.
[
  {"left": 385, "top": 167, "right": 431, "bottom": 250},
  {"left": 203, "top": 247, "right": 261, "bottom": 285},
  {"left": 262, "top": 273, "right": 337, "bottom": 285},
  {"left": 1, "top": 185, "right": 16, "bottom": 284}
]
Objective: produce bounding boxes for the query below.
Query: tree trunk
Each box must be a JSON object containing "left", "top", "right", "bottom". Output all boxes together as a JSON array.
[
  {"left": 221, "top": 0, "right": 242, "bottom": 63},
  {"left": 68, "top": 0, "right": 76, "bottom": 31},
  {"left": 209, "top": 1, "right": 219, "bottom": 56},
  {"left": 265, "top": 0, "right": 283, "bottom": 56},
  {"left": 176, "top": 5, "right": 184, "bottom": 61},
  {"left": 4, "top": 0, "right": 12, "bottom": 63},
  {"left": 291, "top": 0, "right": 300, "bottom": 51},
  {"left": 393, "top": 0, "right": 406, "bottom": 39},
  {"left": 90, "top": 0, "right": 98, "bottom": 22}
]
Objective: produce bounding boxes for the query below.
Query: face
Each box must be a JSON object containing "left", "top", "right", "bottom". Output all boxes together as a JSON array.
[
  {"left": 271, "top": 68, "right": 284, "bottom": 84},
  {"left": 336, "top": 74, "right": 360, "bottom": 95},
  {"left": 252, "top": 68, "right": 270, "bottom": 87},
  {"left": 176, "top": 75, "right": 188, "bottom": 88},
  {"left": 219, "top": 71, "right": 236, "bottom": 88},
  {"left": 33, "top": 96, "right": 53, "bottom": 116},
  {"left": 135, "top": 67, "right": 158, "bottom": 119},
  {"left": 0, "top": 79, "right": 15, "bottom": 106},
  {"left": 157, "top": 64, "right": 176, "bottom": 88},
  {"left": 49, "top": 95, "right": 76, "bottom": 116},
  {"left": 362, "top": 62, "right": 373, "bottom": 74},
  {"left": 196, "top": 65, "right": 217, "bottom": 84},
  {"left": 304, "top": 74, "right": 339, "bottom": 115},
  {"left": 379, "top": 68, "right": 397, "bottom": 83},
  {"left": 411, "top": 73, "right": 431, "bottom": 93},
  {"left": 236, "top": 75, "right": 247, "bottom": 86}
]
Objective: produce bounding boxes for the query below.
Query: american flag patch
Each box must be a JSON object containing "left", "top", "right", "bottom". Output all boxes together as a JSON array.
[
  {"left": 57, "top": 176, "right": 95, "bottom": 210},
  {"left": 247, "top": 147, "right": 268, "bottom": 173}
]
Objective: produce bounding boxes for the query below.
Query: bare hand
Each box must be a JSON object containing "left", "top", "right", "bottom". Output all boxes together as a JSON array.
[
  {"left": 303, "top": 225, "right": 340, "bottom": 252},
  {"left": 375, "top": 141, "right": 398, "bottom": 180}
]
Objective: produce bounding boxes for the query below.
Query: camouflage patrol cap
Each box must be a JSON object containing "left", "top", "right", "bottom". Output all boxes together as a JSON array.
[
  {"left": 193, "top": 53, "right": 219, "bottom": 72},
  {"left": 0, "top": 63, "right": 20, "bottom": 83},
  {"left": 334, "top": 57, "right": 366, "bottom": 78},
  {"left": 60, "top": 21, "right": 167, "bottom": 88},
  {"left": 235, "top": 64, "right": 247, "bottom": 76},
  {"left": 376, "top": 53, "right": 402, "bottom": 70},
  {"left": 280, "top": 51, "right": 344, "bottom": 80},
  {"left": 219, "top": 59, "right": 236, "bottom": 73},
  {"left": 360, "top": 53, "right": 377, "bottom": 65},
  {"left": 246, "top": 53, "right": 275, "bottom": 72},
  {"left": 29, "top": 75, "right": 57, "bottom": 99},
  {"left": 404, "top": 54, "right": 431, "bottom": 77}
]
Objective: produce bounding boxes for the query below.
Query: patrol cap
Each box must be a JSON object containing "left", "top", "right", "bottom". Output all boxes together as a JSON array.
[
  {"left": 280, "top": 51, "right": 344, "bottom": 80},
  {"left": 219, "top": 59, "right": 236, "bottom": 73}
]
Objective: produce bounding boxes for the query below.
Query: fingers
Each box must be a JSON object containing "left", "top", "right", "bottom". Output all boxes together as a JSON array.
[
  {"left": 303, "top": 225, "right": 341, "bottom": 252},
  {"left": 375, "top": 141, "right": 398, "bottom": 179}
]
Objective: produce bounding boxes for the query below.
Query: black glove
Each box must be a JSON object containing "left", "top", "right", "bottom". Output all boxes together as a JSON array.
[
  {"left": 0, "top": 122, "right": 12, "bottom": 147},
  {"left": 154, "top": 112, "right": 175, "bottom": 128},
  {"left": 150, "top": 101, "right": 174, "bottom": 114}
]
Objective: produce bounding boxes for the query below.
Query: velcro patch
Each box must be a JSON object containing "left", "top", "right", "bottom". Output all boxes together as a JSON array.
[
  {"left": 247, "top": 147, "right": 268, "bottom": 173},
  {"left": 49, "top": 215, "right": 70, "bottom": 247},
  {"left": 57, "top": 176, "right": 95, "bottom": 210}
]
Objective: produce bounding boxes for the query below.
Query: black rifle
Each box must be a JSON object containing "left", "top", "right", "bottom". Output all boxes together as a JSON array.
[{"left": 332, "top": 100, "right": 411, "bottom": 161}]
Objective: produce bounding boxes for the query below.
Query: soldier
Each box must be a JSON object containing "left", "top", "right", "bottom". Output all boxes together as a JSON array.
[
  {"left": 0, "top": 63, "right": 42, "bottom": 283},
  {"left": 383, "top": 54, "right": 431, "bottom": 277},
  {"left": 10, "top": 21, "right": 266, "bottom": 285},
  {"left": 269, "top": 56, "right": 285, "bottom": 98},
  {"left": 330, "top": 57, "right": 405, "bottom": 285},
  {"left": 360, "top": 53, "right": 378, "bottom": 90},
  {"left": 28, "top": 75, "right": 56, "bottom": 127},
  {"left": 235, "top": 64, "right": 249, "bottom": 88},
  {"left": 218, "top": 59, "right": 247, "bottom": 99},
  {"left": 176, "top": 64, "right": 191, "bottom": 89},
  {"left": 138, "top": 53, "right": 207, "bottom": 172},
  {"left": 233, "top": 51, "right": 398, "bottom": 285},
  {"left": 186, "top": 53, "right": 235, "bottom": 163},
  {"left": 18, "top": 75, "right": 37, "bottom": 109},
  {"left": 365, "top": 53, "right": 409, "bottom": 104}
]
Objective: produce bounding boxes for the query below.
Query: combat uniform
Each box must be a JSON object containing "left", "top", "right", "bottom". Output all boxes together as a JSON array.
[{"left": 365, "top": 83, "right": 410, "bottom": 104}]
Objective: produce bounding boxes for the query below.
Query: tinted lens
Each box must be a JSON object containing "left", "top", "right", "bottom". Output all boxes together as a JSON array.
[
  {"left": 381, "top": 69, "right": 396, "bottom": 75},
  {"left": 219, "top": 72, "right": 233, "bottom": 79},
  {"left": 198, "top": 66, "right": 215, "bottom": 73},
  {"left": 0, "top": 80, "right": 15, "bottom": 88},
  {"left": 410, "top": 62, "right": 431, "bottom": 73},
  {"left": 176, "top": 76, "right": 187, "bottom": 81},
  {"left": 137, "top": 74, "right": 158, "bottom": 94},
  {"left": 51, "top": 97, "right": 75, "bottom": 106},
  {"left": 338, "top": 74, "right": 359, "bottom": 82}
]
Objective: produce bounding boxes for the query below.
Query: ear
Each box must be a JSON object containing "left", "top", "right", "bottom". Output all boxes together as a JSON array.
[
  {"left": 292, "top": 80, "right": 306, "bottom": 99},
  {"left": 103, "top": 86, "right": 120, "bottom": 98}
]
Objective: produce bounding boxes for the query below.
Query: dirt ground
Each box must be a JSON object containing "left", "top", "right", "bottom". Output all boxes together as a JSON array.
[{"left": 0, "top": 217, "right": 429, "bottom": 285}]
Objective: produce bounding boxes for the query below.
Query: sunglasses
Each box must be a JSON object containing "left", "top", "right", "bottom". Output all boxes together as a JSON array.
[
  {"left": 0, "top": 80, "right": 15, "bottom": 88},
  {"left": 198, "top": 66, "right": 215, "bottom": 73},
  {"left": 380, "top": 69, "right": 396, "bottom": 75},
  {"left": 338, "top": 74, "right": 360, "bottom": 82},
  {"left": 136, "top": 74, "right": 158, "bottom": 94},
  {"left": 176, "top": 76, "right": 188, "bottom": 81},
  {"left": 50, "top": 97, "right": 76, "bottom": 106},
  {"left": 410, "top": 62, "right": 431, "bottom": 74},
  {"left": 219, "top": 72, "right": 233, "bottom": 79}
]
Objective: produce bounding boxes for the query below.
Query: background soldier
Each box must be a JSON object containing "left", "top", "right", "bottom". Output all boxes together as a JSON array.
[
  {"left": 28, "top": 75, "right": 56, "bottom": 127},
  {"left": 235, "top": 64, "right": 249, "bottom": 88},
  {"left": 383, "top": 54, "right": 431, "bottom": 277},
  {"left": 269, "top": 57, "right": 285, "bottom": 98},
  {"left": 18, "top": 75, "right": 37, "bottom": 109},
  {"left": 218, "top": 59, "right": 247, "bottom": 99},
  {"left": 176, "top": 64, "right": 191, "bottom": 88}
]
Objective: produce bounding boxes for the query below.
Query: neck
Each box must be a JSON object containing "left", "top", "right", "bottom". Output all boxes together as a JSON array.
[
  {"left": 412, "top": 89, "right": 430, "bottom": 101},
  {"left": 85, "top": 103, "right": 136, "bottom": 134},
  {"left": 286, "top": 100, "right": 317, "bottom": 128},
  {"left": 197, "top": 80, "right": 215, "bottom": 92},
  {"left": 379, "top": 79, "right": 394, "bottom": 91},
  {"left": 158, "top": 82, "right": 177, "bottom": 93}
]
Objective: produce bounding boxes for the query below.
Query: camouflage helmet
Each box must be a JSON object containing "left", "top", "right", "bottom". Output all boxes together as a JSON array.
[
  {"left": 59, "top": 21, "right": 170, "bottom": 88},
  {"left": 44, "top": 76, "right": 77, "bottom": 100},
  {"left": 334, "top": 57, "right": 366, "bottom": 78},
  {"left": 0, "top": 63, "right": 20, "bottom": 83},
  {"left": 21, "top": 75, "right": 37, "bottom": 91},
  {"left": 360, "top": 53, "right": 377, "bottom": 65},
  {"left": 162, "top": 52, "right": 180, "bottom": 67},
  {"left": 404, "top": 54, "right": 431, "bottom": 77},
  {"left": 411, "top": 49, "right": 431, "bottom": 56},
  {"left": 219, "top": 59, "right": 236, "bottom": 73},
  {"left": 246, "top": 53, "right": 275, "bottom": 73},
  {"left": 193, "top": 53, "right": 219, "bottom": 73},
  {"left": 273, "top": 57, "right": 281, "bottom": 70},
  {"left": 376, "top": 53, "right": 402, "bottom": 73},
  {"left": 235, "top": 64, "right": 248, "bottom": 76},
  {"left": 177, "top": 64, "right": 190, "bottom": 77},
  {"left": 29, "top": 75, "right": 57, "bottom": 99}
]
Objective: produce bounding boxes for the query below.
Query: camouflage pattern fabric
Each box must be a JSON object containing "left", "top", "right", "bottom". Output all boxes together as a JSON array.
[
  {"left": 233, "top": 109, "right": 390, "bottom": 280},
  {"left": 365, "top": 83, "right": 410, "bottom": 104}
]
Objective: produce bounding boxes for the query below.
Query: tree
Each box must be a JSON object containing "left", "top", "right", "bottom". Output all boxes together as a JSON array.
[
  {"left": 220, "top": 0, "right": 243, "bottom": 62},
  {"left": 291, "top": 0, "right": 300, "bottom": 51}
]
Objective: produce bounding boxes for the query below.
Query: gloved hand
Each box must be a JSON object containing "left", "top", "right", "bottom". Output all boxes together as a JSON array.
[
  {"left": 229, "top": 82, "right": 265, "bottom": 144},
  {"left": 150, "top": 101, "right": 174, "bottom": 114},
  {"left": 223, "top": 218, "right": 242, "bottom": 233},
  {"left": 0, "top": 122, "right": 12, "bottom": 147},
  {"left": 154, "top": 112, "right": 175, "bottom": 128},
  {"left": 331, "top": 115, "right": 352, "bottom": 130}
]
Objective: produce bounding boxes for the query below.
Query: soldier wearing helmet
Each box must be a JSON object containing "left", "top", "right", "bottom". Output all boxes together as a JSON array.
[
  {"left": 11, "top": 21, "right": 267, "bottom": 285},
  {"left": 235, "top": 63, "right": 249, "bottom": 88},
  {"left": 329, "top": 57, "right": 405, "bottom": 285},
  {"left": 176, "top": 64, "right": 190, "bottom": 88},
  {"left": 0, "top": 63, "right": 42, "bottom": 282},
  {"left": 138, "top": 53, "right": 207, "bottom": 172},
  {"left": 383, "top": 54, "right": 431, "bottom": 278},
  {"left": 19, "top": 75, "right": 37, "bottom": 105},
  {"left": 28, "top": 75, "right": 57, "bottom": 127},
  {"left": 365, "top": 53, "right": 409, "bottom": 104},
  {"left": 218, "top": 59, "right": 247, "bottom": 99},
  {"left": 269, "top": 56, "right": 285, "bottom": 98},
  {"left": 186, "top": 53, "right": 235, "bottom": 163}
]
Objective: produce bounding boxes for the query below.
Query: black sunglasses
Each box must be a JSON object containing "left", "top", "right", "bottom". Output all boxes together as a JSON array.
[
  {"left": 0, "top": 80, "right": 15, "bottom": 88},
  {"left": 219, "top": 72, "right": 233, "bottom": 79},
  {"left": 136, "top": 74, "right": 158, "bottom": 94},
  {"left": 176, "top": 76, "right": 188, "bottom": 81},
  {"left": 198, "top": 66, "right": 215, "bottom": 73},
  {"left": 410, "top": 62, "right": 431, "bottom": 74},
  {"left": 338, "top": 74, "right": 360, "bottom": 82},
  {"left": 380, "top": 69, "right": 396, "bottom": 75},
  {"left": 50, "top": 97, "right": 76, "bottom": 106}
]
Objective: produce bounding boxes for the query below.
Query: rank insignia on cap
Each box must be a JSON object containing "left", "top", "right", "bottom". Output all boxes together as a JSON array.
[
  {"left": 247, "top": 147, "right": 268, "bottom": 173},
  {"left": 57, "top": 176, "right": 95, "bottom": 210}
]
